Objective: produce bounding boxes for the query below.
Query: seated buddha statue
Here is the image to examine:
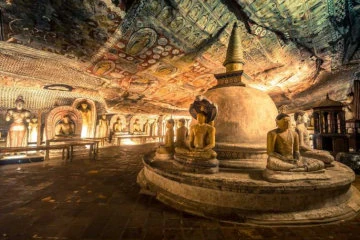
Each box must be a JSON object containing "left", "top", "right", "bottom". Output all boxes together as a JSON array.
[
  {"left": 55, "top": 115, "right": 75, "bottom": 137},
  {"left": 133, "top": 119, "right": 142, "bottom": 132},
  {"left": 173, "top": 96, "right": 219, "bottom": 173},
  {"left": 175, "top": 112, "right": 217, "bottom": 158},
  {"left": 154, "top": 119, "right": 175, "bottom": 160},
  {"left": 294, "top": 111, "right": 334, "bottom": 165},
  {"left": 175, "top": 118, "right": 188, "bottom": 148},
  {"left": 113, "top": 117, "right": 122, "bottom": 133},
  {"left": 266, "top": 113, "right": 324, "bottom": 172}
]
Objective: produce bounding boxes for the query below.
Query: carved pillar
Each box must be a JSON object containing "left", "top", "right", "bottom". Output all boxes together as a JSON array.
[
  {"left": 314, "top": 112, "right": 319, "bottom": 134},
  {"left": 334, "top": 112, "right": 338, "bottom": 133},
  {"left": 325, "top": 112, "right": 330, "bottom": 133},
  {"left": 158, "top": 115, "right": 163, "bottom": 137},
  {"left": 37, "top": 110, "right": 42, "bottom": 146},
  {"left": 340, "top": 111, "right": 346, "bottom": 134}
]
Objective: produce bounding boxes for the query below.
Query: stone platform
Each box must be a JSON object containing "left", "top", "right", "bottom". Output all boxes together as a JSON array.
[
  {"left": 138, "top": 152, "right": 360, "bottom": 226},
  {"left": 215, "top": 142, "right": 267, "bottom": 170}
]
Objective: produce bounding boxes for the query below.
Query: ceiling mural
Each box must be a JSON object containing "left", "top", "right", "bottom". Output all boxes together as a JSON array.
[{"left": 0, "top": 0, "right": 359, "bottom": 114}]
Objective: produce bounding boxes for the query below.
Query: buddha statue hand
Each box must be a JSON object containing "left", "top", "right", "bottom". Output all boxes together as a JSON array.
[
  {"left": 191, "top": 148, "right": 206, "bottom": 152},
  {"left": 269, "top": 152, "right": 298, "bottom": 164}
]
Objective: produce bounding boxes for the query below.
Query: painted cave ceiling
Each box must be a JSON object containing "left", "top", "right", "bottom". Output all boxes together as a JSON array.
[{"left": 0, "top": 0, "right": 359, "bottom": 114}]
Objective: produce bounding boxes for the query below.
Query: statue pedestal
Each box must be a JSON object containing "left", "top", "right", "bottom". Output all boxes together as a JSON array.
[
  {"left": 138, "top": 153, "right": 360, "bottom": 225},
  {"left": 154, "top": 152, "right": 173, "bottom": 161},
  {"left": 174, "top": 151, "right": 219, "bottom": 174},
  {"left": 215, "top": 143, "right": 267, "bottom": 170},
  {"left": 263, "top": 168, "right": 330, "bottom": 182},
  {"left": 154, "top": 146, "right": 174, "bottom": 161}
]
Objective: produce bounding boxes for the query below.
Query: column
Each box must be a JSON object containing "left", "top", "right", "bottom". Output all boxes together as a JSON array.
[
  {"left": 324, "top": 112, "right": 329, "bottom": 133},
  {"left": 334, "top": 112, "right": 338, "bottom": 133},
  {"left": 314, "top": 112, "right": 319, "bottom": 134}
]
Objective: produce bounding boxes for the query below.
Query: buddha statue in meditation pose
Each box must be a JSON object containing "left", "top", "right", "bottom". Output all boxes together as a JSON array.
[
  {"left": 133, "top": 119, "right": 142, "bottom": 132},
  {"left": 175, "top": 118, "right": 188, "bottom": 148},
  {"left": 5, "top": 96, "right": 31, "bottom": 147},
  {"left": 175, "top": 112, "right": 216, "bottom": 157},
  {"left": 294, "top": 111, "right": 334, "bottom": 165},
  {"left": 266, "top": 113, "right": 324, "bottom": 172},
  {"left": 55, "top": 115, "right": 75, "bottom": 137},
  {"left": 154, "top": 119, "right": 175, "bottom": 160},
  {"left": 173, "top": 96, "right": 219, "bottom": 173},
  {"left": 113, "top": 117, "right": 122, "bottom": 133}
]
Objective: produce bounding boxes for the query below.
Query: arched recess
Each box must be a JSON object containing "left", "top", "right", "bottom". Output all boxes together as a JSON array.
[
  {"left": 45, "top": 106, "right": 83, "bottom": 140},
  {"left": 110, "top": 114, "right": 127, "bottom": 133},
  {"left": 72, "top": 99, "right": 97, "bottom": 138}
]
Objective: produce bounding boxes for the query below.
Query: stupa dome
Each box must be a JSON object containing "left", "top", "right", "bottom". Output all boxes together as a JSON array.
[{"left": 205, "top": 86, "right": 278, "bottom": 148}]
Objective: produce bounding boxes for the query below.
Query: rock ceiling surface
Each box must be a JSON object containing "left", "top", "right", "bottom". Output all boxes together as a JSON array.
[{"left": 0, "top": 0, "right": 359, "bottom": 114}]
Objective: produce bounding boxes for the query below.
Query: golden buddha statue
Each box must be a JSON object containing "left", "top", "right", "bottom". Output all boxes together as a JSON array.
[
  {"left": 294, "top": 111, "right": 334, "bottom": 165},
  {"left": 266, "top": 113, "right": 324, "bottom": 172},
  {"left": 133, "top": 119, "right": 142, "bottom": 132},
  {"left": 173, "top": 96, "right": 219, "bottom": 173},
  {"left": 113, "top": 117, "right": 122, "bottom": 133},
  {"left": 5, "top": 96, "right": 31, "bottom": 147},
  {"left": 55, "top": 115, "right": 75, "bottom": 137}
]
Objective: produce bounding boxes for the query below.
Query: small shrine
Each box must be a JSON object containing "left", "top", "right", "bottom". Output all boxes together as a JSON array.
[{"left": 312, "top": 94, "right": 348, "bottom": 155}]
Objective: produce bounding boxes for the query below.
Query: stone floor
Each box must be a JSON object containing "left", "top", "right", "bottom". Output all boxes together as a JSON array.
[{"left": 0, "top": 144, "right": 360, "bottom": 240}]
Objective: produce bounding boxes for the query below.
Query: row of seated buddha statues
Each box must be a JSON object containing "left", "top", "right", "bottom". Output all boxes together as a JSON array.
[
  {"left": 150, "top": 96, "right": 335, "bottom": 179},
  {"left": 111, "top": 117, "right": 153, "bottom": 135},
  {"left": 154, "top": 96, "right": 219, "bottom": 173}
]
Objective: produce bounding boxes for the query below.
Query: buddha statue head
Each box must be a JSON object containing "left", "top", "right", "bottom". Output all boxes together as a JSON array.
[
  {"left": 63, "top": 115, "right": 71, "bottom": 124},
  {"left": 294, "top": 111, "right": 309, "bottom": 125},
  {"left": 80, "top": 102, "right": 89, "bottom": 110},
  {"left": 197, "top": 111, "right": 207, "bottom": 124},
  {"left": 166, "top": 119, "right": 174, "bottom": 128},
  {"left": 275, "top": 113, "right": 291, "bottom": 131},
  {"left": 101, "top": 114, "right": 106, "bottom": 120},
  {"left": 178, "top": 118, "right": 185, "bottom": 127},
  {"left": 31, "top": 117, "right": 38, "bottom": 124},
  {"left": 15, "top": 95, "right": 25, "bottom": 110}
]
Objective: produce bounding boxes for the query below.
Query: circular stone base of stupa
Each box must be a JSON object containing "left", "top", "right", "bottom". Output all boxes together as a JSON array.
[
  {"left": 215, "top": 142, "right": 268, "bottom": 170},
  {"left": 137, "top": 152, "right": 360, "bottom": 226}
]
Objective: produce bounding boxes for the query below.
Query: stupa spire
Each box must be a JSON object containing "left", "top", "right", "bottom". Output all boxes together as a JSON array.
[{"left": 223, "top": 22, "right": 245, "bottom": 73}]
